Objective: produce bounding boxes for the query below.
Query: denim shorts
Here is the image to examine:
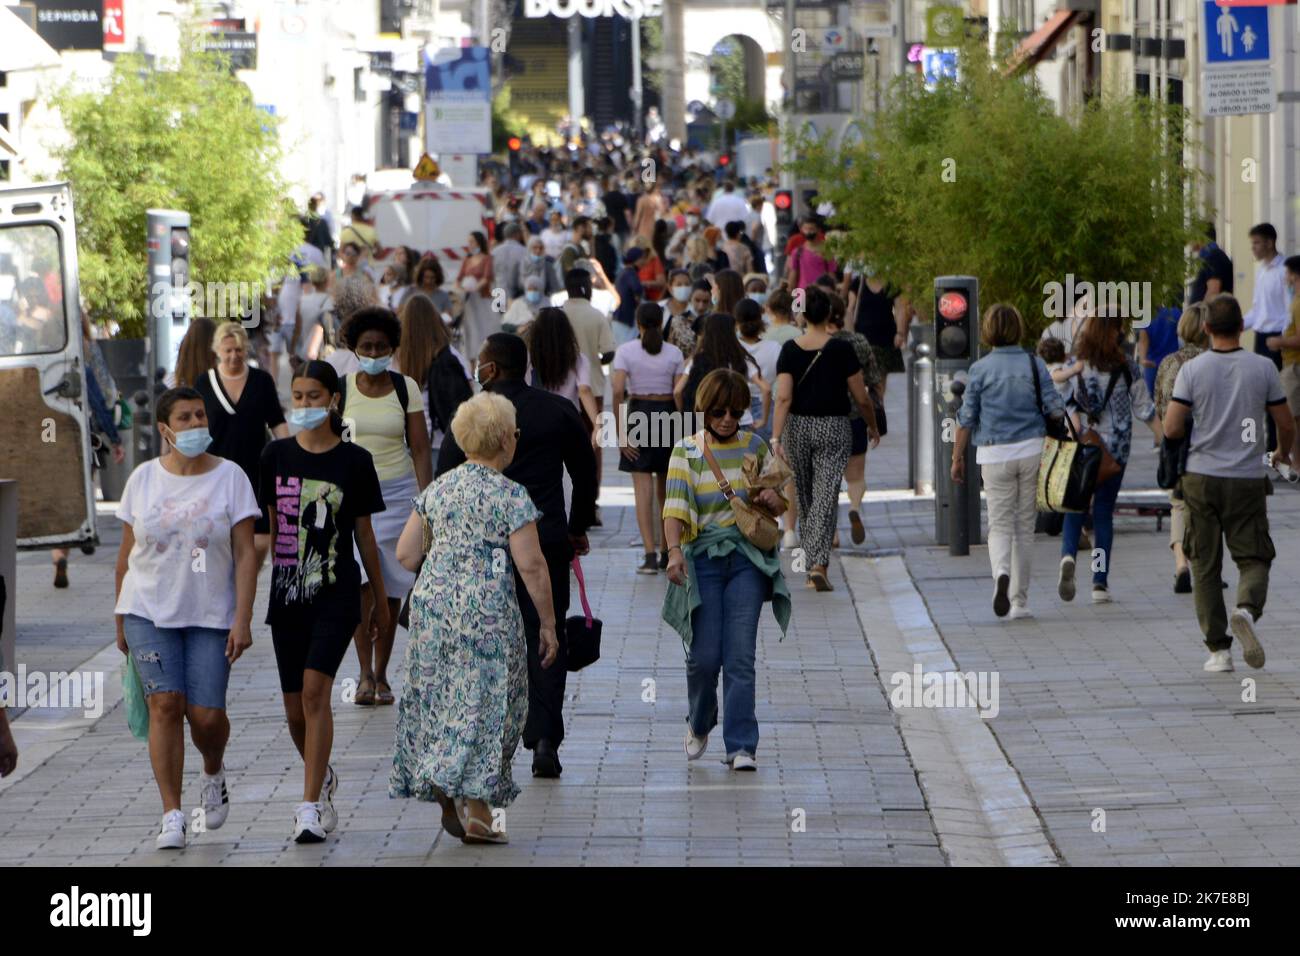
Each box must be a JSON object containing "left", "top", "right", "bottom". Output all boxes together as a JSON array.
[{"left": 122, "top": 614, "right": 232, "bottom": 710}]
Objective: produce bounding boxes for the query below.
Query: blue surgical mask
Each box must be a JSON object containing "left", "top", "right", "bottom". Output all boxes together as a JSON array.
[
  {"left": 530, "top": 253, "right": 543, "bottom": 263},
  {"left": 526, "top": 290, "right": 542, "bottom": 304},
  {"left": 672, "top": 286, "right": 691, "bottom": 303},
  {"left": 748, "top": 292, "right": 768, "bottom": 306},
  {"left": 358, "top": 354, "right": 392, "bottom": 376},
  {"left": 288, "top": 406, "right": 330, "bottom": 429},
  {"left": 167, "top": 425, "right": 212, "bottom": 458}
]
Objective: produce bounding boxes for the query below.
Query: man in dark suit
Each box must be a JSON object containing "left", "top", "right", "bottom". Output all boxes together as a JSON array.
[{"left": 436, "top": 333, "right": 598, "bottom": 777}]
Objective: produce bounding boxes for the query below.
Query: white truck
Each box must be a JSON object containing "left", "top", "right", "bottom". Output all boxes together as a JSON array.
[{"left": 366, "top": 185, "right": 494, "bottom": 285}]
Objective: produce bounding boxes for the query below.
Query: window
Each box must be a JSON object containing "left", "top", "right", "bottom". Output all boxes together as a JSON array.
[
  {"left": 0, "top": 224, "right": 68, "bottom": 357},
  {"left": 1135, "top": 72, "right": 1151, "bottom": 97}
]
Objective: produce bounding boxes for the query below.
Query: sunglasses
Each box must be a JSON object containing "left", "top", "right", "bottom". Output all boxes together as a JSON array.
[{"left": 707, "top": 407, "right": 746, "bottom": 421}]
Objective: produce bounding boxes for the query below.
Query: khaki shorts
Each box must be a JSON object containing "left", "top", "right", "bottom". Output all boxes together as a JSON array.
[{"left": 1283, "top": 363, "right": 1300, "bottom": 417}]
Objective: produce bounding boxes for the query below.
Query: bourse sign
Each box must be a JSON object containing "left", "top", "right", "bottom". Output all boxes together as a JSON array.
[{"left": 524, "top": 0, "right": 663, "bottom": 15}]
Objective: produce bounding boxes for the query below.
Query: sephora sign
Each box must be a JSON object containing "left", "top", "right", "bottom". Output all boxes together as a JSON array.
[{"left": 524, "top": 0, "right": 663, "bottom": 16}]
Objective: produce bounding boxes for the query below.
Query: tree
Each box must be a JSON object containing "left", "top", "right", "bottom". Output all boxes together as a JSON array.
[
  {"left": 51, "top": 41, "right": 301, "bottom": 338},
  {"left": 789, "top": 40, "right": 1202, "bottom": 338}
]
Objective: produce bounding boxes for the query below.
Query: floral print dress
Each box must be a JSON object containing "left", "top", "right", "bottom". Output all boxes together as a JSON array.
[{"left": 390, "top": 462, "right": 541, "bottom": 808}]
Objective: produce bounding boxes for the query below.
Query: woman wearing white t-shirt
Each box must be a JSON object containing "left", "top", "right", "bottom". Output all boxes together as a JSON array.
[
  {"left": 613, "top": 303, "right": 687, "bottom": 574},
  {"left": 114, "top": 386, "right": 260, "bottom": 851},
  {"left": 292, "top": 267, "right": 334, "bottom": 366},
  {"left": 736, "top": 298, "right": 780, "bottom": 443}
]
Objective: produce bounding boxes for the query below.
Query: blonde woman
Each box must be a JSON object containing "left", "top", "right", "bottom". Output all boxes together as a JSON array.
[
  {"left": 391, "top": 391, "right": 558, "bottom": 844},
  {"left": 1155, "top": 302, "right": 1209, "bottom": 593},
  {"left": 194, "top": 321, "right": 289, "bottom": 562}
]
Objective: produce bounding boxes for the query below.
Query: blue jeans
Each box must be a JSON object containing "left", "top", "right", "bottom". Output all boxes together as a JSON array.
[
  {"left": 122, "top": 614, "right": 231, "bottom": 709},
  {"left": 1062, "top": 465, "right": 1126, "bottom": 586},
  {"left": 685, "top": 551, "right": 766, "bottom": 759}
]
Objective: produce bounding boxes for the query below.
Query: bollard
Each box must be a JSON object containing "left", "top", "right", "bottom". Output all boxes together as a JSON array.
[
  {"left": 948, "top": 381, "right": 970, "bottom": 556},
  {"left": 912, "top": 339, "right": 935, "bottom": 496}
]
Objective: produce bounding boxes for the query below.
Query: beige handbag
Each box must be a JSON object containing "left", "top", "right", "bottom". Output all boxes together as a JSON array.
[{"left": 697, "top": 434, "right": 789, "bottom": 551}]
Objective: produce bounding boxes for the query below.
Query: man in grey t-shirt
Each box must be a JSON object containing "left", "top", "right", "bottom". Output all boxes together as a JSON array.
[{"left": 1165, "top": 294, "right": 1294, "bottom": 674}]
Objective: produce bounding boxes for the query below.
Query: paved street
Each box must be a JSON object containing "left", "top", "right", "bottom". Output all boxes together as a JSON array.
[{"left": 5, "top": 378, "right": 1300, "bottom": 866}]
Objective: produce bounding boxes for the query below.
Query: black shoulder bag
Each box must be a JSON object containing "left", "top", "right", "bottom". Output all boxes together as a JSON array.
[{"left": 1029, "top": 354, "right": 1069, "bottom": 440}]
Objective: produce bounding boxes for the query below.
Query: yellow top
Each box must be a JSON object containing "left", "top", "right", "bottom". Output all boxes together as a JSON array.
[
  {"left": 1282, "top": 297, "right": 1300, "bottom": 368},
  {"left": 343, "top": 373, "right": 420, "bottom": 481}
]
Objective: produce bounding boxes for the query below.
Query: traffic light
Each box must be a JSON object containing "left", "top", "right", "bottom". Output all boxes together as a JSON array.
[
  {"left": 773, "top": 190, "right": 793, "bottom": 231},
  {"left": 719, "top": 153, "right": 730, "bottom": 168},
  {"left": 933, "top": 276, "right": 978, "bottom": 363},
  {"left": 507, "top": 135, "right": 522, "bottom": 179}
]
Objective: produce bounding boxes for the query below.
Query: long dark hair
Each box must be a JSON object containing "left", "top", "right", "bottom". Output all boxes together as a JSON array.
[
  {"left": 173, "top": 318, "right": 217, "bottom": 388},
  {"left": 528, "top": 306, "right": 581, "bottom": 391},
  {"left": 652, "top": 219, "right": 671, "bottom": 265},
  {"left": 635, "top": 302, "right": 664, "bottom": 355},
  {"left": 696, "top": 312, "right": 759, "bottom": 377},
  {"left": 713, "top": 268, "right": 744, "bottom": 317},
  {"left": 1074, "top": 316, "right": 1127, "bottom": 374}
]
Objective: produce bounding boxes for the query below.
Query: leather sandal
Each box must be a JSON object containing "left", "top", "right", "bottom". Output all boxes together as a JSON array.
[
  {"left": 809, "top": 567, "right": 833, "bottom": 592},
  {"left": 461, "top": 815, "right": 507, "bottom": 845},
  {"left": 432, "top": 786, "right": 466, "bottom": 839},
  {"left": 375, "top": 680, "right": 395, "bottom": 705},
  {"left": 355, "top": 675, "right": 376, "bottom": 706}
]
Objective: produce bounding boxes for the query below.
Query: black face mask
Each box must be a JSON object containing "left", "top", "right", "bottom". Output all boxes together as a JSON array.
[{"left": 704, "top": 421, "right": 736, "bottom": 442}]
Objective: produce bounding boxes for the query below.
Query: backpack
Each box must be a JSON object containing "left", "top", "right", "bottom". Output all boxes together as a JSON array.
[{"left": 338, "top": 371, "right": 412, "bottom": 447}]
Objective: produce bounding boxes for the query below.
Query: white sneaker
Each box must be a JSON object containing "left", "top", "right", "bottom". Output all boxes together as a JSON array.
[
  {"left": 781, "top": 529, "right": 798, "bottom": 550},
  {"left": 319, "top": 765, "right": 338, "bottom": 833},
  {"left": 1058, "top": 556, "right": 1076, "bottom": 601},
  {"left": 293, "top": 801, "right": 327, "bottom": 844},
  {"left": 731, "top": 754, "right": 758, "bottom": 771},
  {"left": 1008, "top": 604, "right": 1034, "bottom": 620},
  {"left": 155, "top": 809, "right": 186, "bottom": 850},
  {"left": 1203, "top": 649, "right": 1234, "bottom": 672},
  {"left": 198, "top": 766, "right": 229, "bottom": 830},
  {"left": 684, "top": 728, "right": 708, "bottom": 761},
  {"left": 1230, "top": 607, "right": 1265, "bottom": 669},
  {"left": 1091, "top": 585, "right": 1112, "bottom": 604}
]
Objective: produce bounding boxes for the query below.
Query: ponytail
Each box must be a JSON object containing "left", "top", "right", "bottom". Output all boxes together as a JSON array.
[{"left": 635, "top": 302, "right": 664, "bottom": 355}]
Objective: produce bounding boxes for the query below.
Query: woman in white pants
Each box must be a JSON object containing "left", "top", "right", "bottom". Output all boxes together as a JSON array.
[{"left": 950, "top": 304, "right": 1066, "bottom": 619}]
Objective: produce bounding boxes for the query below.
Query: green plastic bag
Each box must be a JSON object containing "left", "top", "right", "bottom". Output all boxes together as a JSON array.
[{"left": 121, "top": 656, "right": 149, "bottom": 741}]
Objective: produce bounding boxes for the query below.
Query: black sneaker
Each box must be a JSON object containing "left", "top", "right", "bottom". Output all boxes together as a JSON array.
[
  {"left": 993, "top": 574, "right": 1011, "bottom": 617},
  {"left": 53, "top": 558, "right": 68, "bottom": 589},
  {"left": 658, "top": 550, "right": 669, "bottom": 570},
  {"left": 637, "top": 553, "right": 659, "bottom": 574},
  {"left": 1174, "top": 569, "right": 1192, "bottom": 593}
]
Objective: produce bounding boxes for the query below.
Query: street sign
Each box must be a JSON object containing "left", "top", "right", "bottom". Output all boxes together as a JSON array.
[
  {"left": 1201, "top": 0, "right": 1274, "bottom": 116},
  {"left": 861, "top": 23, "right": 897, "bottom": 38},
  {"left": 830, "top": 52, "right": 866, "bottom": 80},
  {"left": 926, "top": 5, "right": 965, "bottom": 47},
  {"left": 413, "top": 153, "right": 441, "bottom": 181},
  {"left": 1203, "top": 1, "right": 1270, "bottom": 63},
  {"left": 715, "top": 97, "right": 736, "bottom": 120},
  {"left": 922, "top": 48, "right": 959, "bottom": 89},
  {"left": 821, "top": 28, "right": 848, "bottom": 55}
]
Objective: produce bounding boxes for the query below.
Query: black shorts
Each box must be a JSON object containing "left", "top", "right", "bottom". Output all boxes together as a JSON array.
[
  {"left": 270, "top": 613, "right": 359, "bottom": 693},
  {"left": 616, "top": 398, "right": 678, "bottom": 474},
  {"left": 850, "top": 417, "right": 869, "bottom": 456}
]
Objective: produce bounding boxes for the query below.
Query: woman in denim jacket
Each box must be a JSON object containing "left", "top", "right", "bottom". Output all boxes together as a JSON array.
[
  {"left": 1055, "top": 317, "right": 1162, "bottom": 603},
  {"left": 951, "top": 304, "right": 1065, "bottom": 619}
]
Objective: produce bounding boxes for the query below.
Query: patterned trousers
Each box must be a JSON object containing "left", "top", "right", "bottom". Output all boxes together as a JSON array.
[{"left": 784, "top": 414, "right": 852, "bottom": 570}]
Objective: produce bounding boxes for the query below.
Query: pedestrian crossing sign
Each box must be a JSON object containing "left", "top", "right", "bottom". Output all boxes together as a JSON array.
[
  {"left": 1203, "top": 1, "right": 1270, "bottom": 64},
  {"left": 413, "top": 153, "right": 441, "bottom": 181}
]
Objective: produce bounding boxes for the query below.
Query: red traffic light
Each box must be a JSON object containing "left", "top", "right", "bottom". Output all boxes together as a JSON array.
[
  {"left": 719, "top": 154, "right": 730, "bottom": 166},
  {"left": 507, "top": 136, "right": 522, "bottom": 151},
  {"left": 938, "top": 291, "right": 967, "bottom": 320},
  {"left": 773, "top": 191, "right": 793, "bottom": 211}
]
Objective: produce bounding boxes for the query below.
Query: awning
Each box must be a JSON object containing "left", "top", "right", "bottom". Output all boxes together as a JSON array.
[
  {"left": 0, "top": 7, "right": 61, "bottom": 73},
  {"left": 1009, "top": 9, "right": 1082, "bottom": 72}
]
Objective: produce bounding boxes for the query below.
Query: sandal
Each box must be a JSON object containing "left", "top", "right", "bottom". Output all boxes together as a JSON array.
[
  {"left": 375, "top": 680, "right": 395, "bottom": 705},
  {"left": 53, "top": 558, "right": 68, "bottom": 589},
  {"left": 461, "top": 814, "right": 508, "bottom": 845},
  {"left": 809, "top": 568, "right": 833, "bottom": 592},
  {"left": 432, "top": 786, "right": 466, "bottom": 839},
  {"left": 355, "top": 675, "right": 376, "bottom": 706}
]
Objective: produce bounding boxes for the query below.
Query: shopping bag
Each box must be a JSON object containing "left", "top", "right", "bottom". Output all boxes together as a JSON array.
[
  {"left": 1036, "top": 418, "right": 1102, "bottom": 514},
  {"left": 121, "top": 656, "right": 149, "bottom": 741}
]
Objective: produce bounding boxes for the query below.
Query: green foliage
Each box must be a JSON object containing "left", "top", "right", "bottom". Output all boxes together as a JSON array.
[
  {"left": 788, "top": 40, "right": 1204, "bottom": 339},
  {"left": 492, "top": 83, "right": 531, "bottom": 152},
  {"left": 51, "top": 39, "right": 300, "bottom": 338},
  {"left": 732, "top": 97, "right": 773, "bottom": 136}
]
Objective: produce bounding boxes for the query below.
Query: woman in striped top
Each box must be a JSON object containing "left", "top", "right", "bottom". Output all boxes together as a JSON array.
[{"left": 661, "top": 370, "right": 791, "bottom": 772}]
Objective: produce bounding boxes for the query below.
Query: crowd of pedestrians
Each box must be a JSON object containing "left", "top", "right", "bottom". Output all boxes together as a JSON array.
[{"left": 78, "top": 134, "right": 1300, "bottom": 855}]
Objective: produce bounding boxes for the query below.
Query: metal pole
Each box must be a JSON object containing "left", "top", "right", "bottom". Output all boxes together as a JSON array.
[
  {"left": 895, "top": 0, "right": 907, "bottom": 77},
  {"left": 568, "top": 16, "right": 584, "bottom": 137},
  {"left": 631, "top": 14, "right": 643, "bottom": 139},
  {"left": 912, "top": 334, "right": 934, "bottom": 496},
  {"left": 947, "top": 381, "right": 969, "bottom": 556},
  {"left": 781, "top": 0, "right": 797, "bottom": 194}
]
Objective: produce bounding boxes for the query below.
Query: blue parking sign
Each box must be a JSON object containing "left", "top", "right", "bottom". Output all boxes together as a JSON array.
[{"left": 1203, "top": 1, "right": 1269, "bottom": 64}]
